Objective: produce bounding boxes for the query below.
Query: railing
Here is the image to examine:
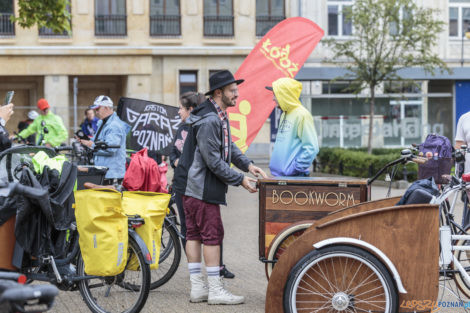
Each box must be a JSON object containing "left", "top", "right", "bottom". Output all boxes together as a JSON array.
[
  {"left": 203, "top": 15, "right": 234, "bottom": 37},
  {"left": 39, "top": 27, "right": 70, "bottom": 37},
  {"left": 150, "top": 14, "right": 181, "bottom": 36},
  {"left": 0, "top": 13, "right": 14, "bottom": 36},
  {"left": 256, "top": 15, "right": 285, "bottom": 37},
  {"left": 95, "top": 14, "right": 127, "bottom": 36}
]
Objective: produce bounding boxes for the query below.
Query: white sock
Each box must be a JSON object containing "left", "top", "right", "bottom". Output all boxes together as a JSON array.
[
  {"left": 206, "top": 266, "right": 220, "bottom": 277},
  {"left": 188, "top": 262, "right": 202, "bottom": 275}
]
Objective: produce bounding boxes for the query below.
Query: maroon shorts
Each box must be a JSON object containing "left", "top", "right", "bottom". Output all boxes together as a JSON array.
[{"left": 182, "top": 195, "right": 224, "bottom": 245}]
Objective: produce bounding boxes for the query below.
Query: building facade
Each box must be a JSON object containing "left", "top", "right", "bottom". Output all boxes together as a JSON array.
[
  {"left": 0, "top": 0, "right": 294, "bottom": 152},
  {"left": 298, "top": 0, "right": 467, "bottom": 148},
  {"left": 0, "top": 0, "right": 466, "bottom": 152}
]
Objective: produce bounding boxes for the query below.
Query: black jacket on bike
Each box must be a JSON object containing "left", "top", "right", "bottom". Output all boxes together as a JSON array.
[{"left": 0, "top": 125, "right": 11, "bottom": 152}]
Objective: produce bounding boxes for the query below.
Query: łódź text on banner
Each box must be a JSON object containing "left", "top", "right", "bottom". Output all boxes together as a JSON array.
[{"left": 227, "top": 17, "right": 324, "bottom": 153}]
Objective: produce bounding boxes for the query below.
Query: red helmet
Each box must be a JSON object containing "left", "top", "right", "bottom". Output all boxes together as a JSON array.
[{"left": 37, "top": 98, "right": 50, "bottom": 111}]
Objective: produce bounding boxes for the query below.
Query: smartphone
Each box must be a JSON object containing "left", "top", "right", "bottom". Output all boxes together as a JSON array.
[{"left": 4, "top": 91, "right": 14, "bottom": 105}]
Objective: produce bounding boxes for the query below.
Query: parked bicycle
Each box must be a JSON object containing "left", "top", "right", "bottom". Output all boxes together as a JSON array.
[
  {"left": 56, "top": 141, "right": 183, "bottom": 290},
  {"left": 0, "top": 145, "right": 152, "bottom": 313}
]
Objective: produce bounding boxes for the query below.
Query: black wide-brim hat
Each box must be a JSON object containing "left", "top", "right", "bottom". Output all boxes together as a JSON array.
[{"left": 205, "top": 70, "right": 244, "bottom": 96}]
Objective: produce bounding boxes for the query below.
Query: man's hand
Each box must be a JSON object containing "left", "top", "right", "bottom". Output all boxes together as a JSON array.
[
  {"left": 79, "top": 139, "right": 93, "bottom": 148},
  {"left": 0, "top": 103, "right": 14, "bottom": 123},
  {"left": 248, "top": 163, "right": 268, "bottom": 179},
  {"left": 174, "top": 159, "right": 179, "bottom": 167},
  {"left": 241, "top": 176, "right": 257, "bottom": 193}
]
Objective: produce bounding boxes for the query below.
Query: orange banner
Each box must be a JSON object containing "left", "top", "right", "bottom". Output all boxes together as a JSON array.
[{"left": 228, "top": 17, "right": 324, "bottom": 153}]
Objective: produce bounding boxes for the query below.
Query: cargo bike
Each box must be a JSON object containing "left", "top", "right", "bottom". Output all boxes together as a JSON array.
[
  {"left": 259, "top": 150, "right": 453, "bottom": 313},
  {"left": 0, "top": 145, "right": 171, "bottom": 313}
]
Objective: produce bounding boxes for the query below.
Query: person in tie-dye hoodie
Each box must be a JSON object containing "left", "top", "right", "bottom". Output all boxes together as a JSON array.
[{"left": 267, "top": 77, "right": 319, "bottom": 177}]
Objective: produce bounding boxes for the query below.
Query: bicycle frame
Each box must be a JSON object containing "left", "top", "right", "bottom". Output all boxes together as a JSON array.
[{"left": 440, "top": 225, "right": 470, "bottom": 286}]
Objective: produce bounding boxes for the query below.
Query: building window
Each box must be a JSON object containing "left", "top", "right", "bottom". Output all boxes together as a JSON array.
[
  {"left": 384, "top": 81, "right": 421, "bottom": 94},
  {"left": 389, "top": 6, "right": 413, "bottom": 36},
  {"left": 179, "top": 71, "right": 198, "bottom": 95},
  {"left": 449, "top": 1, "right": 470, "bottom": 38},
  {"left": 322, "top": 81, "right": 351, "bottom": 94},
  {"left": 256, "top": 0, "right": 285, "bottom": 37},
  {"left": 39, "top": 4, "right": 71, "bottom": 37},
  {"left": 0, "top": 1, "right": 14, "bottom": 36},
  {"left": 95, "top": 0, "right": 127, "bottom": 36},
  {"left": 203, "top": 0, "right": 234, "bottom": 37},
  {"left": 328, "top": 1, "right": 353, "bottom": 37},
  {"left": 150, "top": 0, "right": 180, "bottom": 37}
]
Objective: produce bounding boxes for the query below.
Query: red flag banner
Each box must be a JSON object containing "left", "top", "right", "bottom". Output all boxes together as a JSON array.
[{"left": 228, "top": 17, "right": 324, "bottom": 153}]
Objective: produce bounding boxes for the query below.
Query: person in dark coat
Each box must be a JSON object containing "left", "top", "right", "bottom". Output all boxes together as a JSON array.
[
  {"left": 173, "top": 70, "right": 267, "bottom": 305},
  {"left": 17, "top": 110, "right": 38, "bottom": 144},
  {"left": 170, "top": 92, "right": 205, "bottom": 249}
]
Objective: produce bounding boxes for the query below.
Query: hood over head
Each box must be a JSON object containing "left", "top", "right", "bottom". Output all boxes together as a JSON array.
[{"left": 271, "top": 77, "right": 303, "bottom": 113}]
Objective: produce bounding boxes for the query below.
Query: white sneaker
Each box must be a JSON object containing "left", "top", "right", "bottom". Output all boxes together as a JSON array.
[
  {"left": 207, "top": 275, "right": 245, "bottom": 305},
  {"left": 190, "top": 273, "right": 208, "bottom": 303}
]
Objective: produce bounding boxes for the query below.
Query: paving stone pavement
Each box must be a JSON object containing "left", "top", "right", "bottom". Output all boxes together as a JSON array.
[{"left": 48, "top": 168, "right": 470, "bottom": 312}]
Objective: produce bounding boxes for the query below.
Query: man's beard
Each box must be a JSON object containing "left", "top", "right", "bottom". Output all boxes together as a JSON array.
[{"left": 222, "top": 93, "right": 235, "bottom": 107}]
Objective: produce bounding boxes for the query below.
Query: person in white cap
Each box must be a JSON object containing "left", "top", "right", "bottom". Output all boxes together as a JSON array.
[
  {"left": 17, "top": 110, "right": 39, "bottom": 144},
  {"left": 79, "top": 95, "right": 130, "bottom": 185}
]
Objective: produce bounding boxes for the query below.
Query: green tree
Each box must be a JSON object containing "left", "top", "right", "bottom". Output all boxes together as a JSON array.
[
  {"left": 324, "top": 0, "right": 449, "bottom": 153},
  {"left": 13, "top": 0, "right": 71, "bottom": 34}
]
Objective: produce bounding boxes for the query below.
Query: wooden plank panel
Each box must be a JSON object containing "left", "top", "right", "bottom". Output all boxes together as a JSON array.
[
  {"left": 266, "top": 210, "right": 329, "bottom": 223},
  {"left": 260, "top": 177, "right": 369, "bottom": 185},
  {"left": 265, "top": 184, "right": 362, "bottom": 211},
  {"left": 258, "top": 178, "right": 370, "bottom": 259},
  {"left": 265, "top": 203, "right": 439, "bottom": 313},
  {"left": 265, "top": 222, "right": 291, "bottom": 236}
]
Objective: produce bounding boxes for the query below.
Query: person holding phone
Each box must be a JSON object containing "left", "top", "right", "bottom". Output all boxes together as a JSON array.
[
  {"left": 0, "top": 103, "right": 14, "bottom": 152},
  {"left": 17, "top": 98, "right": 68, "bottom": 147}
]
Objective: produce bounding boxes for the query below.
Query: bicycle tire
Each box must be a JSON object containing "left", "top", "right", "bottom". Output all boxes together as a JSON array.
[
  {"left": 283, "top": 245, "right": 398, "bottom": 313},
  {"left": 265, "top": 222, "right": 312, "bottom": 279},
  {"left": 78, "top": 236, "right": 151, "bottom": 313},
  {"left": 150, "top": 221, "right": 181, "bottom": 290}
]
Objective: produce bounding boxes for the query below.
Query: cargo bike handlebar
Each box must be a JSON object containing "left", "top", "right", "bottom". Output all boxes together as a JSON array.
[{"left": 367, "top": 148, "right": 428, "bottom": 186}]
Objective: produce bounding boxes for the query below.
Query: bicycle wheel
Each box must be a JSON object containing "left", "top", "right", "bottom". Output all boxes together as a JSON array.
[
  {"left": 78, "top": 236, "right": 150, "bottom": 313},
  {"left": 265, "top": 222, "right": 312, "bottom": 279},
  {"left": 283, "top": 245, "right": 398, "bottom": 313},
  {"left": 453, "top": 227, "right": 470, "bottom": 298},
  {"left": 150, "top": 221, "right": 181, "bottom": 290}
]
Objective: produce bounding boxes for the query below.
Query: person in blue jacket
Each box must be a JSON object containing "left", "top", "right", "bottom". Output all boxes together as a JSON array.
[
  {"left": 267, "top": 77, "right": 319, "bottom": 177},
  {"left": 80, "top": 108, "right": 99, "bottom": 138},
  {"left": 79, "top": 95, "right": 130, "bottom": 185}
]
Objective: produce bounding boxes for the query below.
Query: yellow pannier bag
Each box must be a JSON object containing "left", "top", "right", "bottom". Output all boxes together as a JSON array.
[
  {"left": 122, "top": 191, "right": 170, "bottom": 270},
  {"left": 74, "top": 189, "right": 128, "bottom": 276}
]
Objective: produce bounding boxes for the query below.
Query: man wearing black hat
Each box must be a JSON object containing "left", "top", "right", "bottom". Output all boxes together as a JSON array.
[{"left": 173, "top": 70, "right": 267, "bottom": 305}]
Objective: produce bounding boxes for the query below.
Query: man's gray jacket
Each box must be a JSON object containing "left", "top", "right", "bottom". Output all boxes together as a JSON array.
[{"left": 173, "top": 99, "right": 252, "bottom": 205}]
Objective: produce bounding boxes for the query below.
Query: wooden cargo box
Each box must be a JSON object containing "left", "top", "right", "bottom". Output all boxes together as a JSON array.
[{"left": 258, "top": 177, "right": 370, "bottom": 258}]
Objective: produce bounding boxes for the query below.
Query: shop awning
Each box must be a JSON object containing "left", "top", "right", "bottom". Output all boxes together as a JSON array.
[{"left": 295, "top": 66, "right": 470, "bottom": 80}]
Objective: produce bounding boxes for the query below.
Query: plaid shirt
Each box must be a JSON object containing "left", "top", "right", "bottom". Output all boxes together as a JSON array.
[{"left": 209, "top": 98, "right": 229, "bottom": 161}]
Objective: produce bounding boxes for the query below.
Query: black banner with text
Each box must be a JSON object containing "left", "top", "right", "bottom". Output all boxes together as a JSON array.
[{"left": 117, "top": 97, "right": 181, "bottom": 156}]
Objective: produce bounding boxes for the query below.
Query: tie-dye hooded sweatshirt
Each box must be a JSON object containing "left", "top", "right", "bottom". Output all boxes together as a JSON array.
[{"left": 269, "top": 77, "right": 319, "bottom": 176}]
